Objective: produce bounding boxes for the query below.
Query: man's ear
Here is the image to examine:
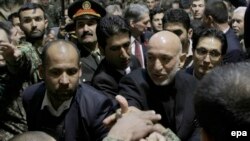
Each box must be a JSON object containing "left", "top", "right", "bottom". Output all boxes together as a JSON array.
[
  {"left": 38, "top": 64, "right": 45, "bottom": 79},
  {"left": 129, "top": 19, "right": 135, "bottom": 28},
  {"left": 188, "top": 28, "right": 193, "bottom": 39},
  {"left": 44, "top": 19, "right": 48, "bottom": 29},
  {"left": 79, "top": 62, "right": 82, "bottom": 78},
  {"left": 179, "top": 53, "right": 187, "bottom": 69},
  {"left": 98, "top": 44, "right": 105, "bottom": 56},
  {"left": 208, "top": 15, "right": 215, "bottom": 27}
]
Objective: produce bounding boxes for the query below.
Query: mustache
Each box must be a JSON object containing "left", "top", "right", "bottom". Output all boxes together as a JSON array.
[
  {"left": 31, "top": 26, "right": 38, "bottom": 31},
  {"left": 31, "top": 29, "right": 41, "bottom": 33},
  {"left": 31, "top": 26, "right": 42, "bottom": 33},
  {"left": 81, "top": 32, "right": 93, "bottom": 37}
]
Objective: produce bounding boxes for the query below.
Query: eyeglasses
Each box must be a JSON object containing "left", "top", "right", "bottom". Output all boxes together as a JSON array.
[{"left": 195, "top": 47, "right": 221, "bottom": 60}]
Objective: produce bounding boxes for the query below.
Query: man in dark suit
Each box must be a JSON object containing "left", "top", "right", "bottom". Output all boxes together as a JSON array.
[
  {"left": 124, "top": 3, "right": 150, "bottom": 68},
  {"left": 186, "top": 28, "right": 227, "bottom": 80},
  {"left": 22, "top": 40, "right": 113, "bottom": 141},
  {"left": 119, "top": 31, "right": 199, "bottom": 140},
  {"left": 203, "top": 0, "right": 243, "bottom": 63},
  {"left": 68, "top": 0, "right": 106, "bottom": 82},
  {"left": 92, "top": 15, "right": 141, "bottom": 101}
]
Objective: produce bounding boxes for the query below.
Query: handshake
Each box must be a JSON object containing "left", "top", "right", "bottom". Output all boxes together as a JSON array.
[{"left": 103, "top": 95, "right": 180, "bottom": 141}]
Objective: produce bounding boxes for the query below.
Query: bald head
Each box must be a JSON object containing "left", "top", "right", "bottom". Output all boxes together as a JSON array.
[
  {"left": 234, "top": 6, "right": 247, "bottom": 14},
  {"left": 41, "top": 40, "right": 80, "bottom": 66},
  {"left": 148, "top": 31, "right": 182, "bottom": 54},
  {"left": 9, "top": 131, "right": 56, "bottom": 141},
  {"left": 147, "top": 31, "right": 182, "bottom": 86}
]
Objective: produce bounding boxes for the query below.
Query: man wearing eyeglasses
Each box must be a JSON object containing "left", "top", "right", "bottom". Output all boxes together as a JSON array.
[
  {"left": 203, "top": 1, "right": 243, "bottom": 63},
  {"left": 186, "top": 28, "right": 227, "bottom": 80}
]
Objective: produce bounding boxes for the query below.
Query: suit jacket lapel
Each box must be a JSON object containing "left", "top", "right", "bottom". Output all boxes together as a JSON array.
[
  {"left": 130, "top": 55, "right": 142, "bottom": 70},
  {"left": 81, "top": 56, "right": 98, "bottom": 71}
]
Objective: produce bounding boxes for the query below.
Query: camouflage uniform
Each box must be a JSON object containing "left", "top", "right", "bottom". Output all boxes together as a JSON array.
[
  {"left": 0, "top": 42, "right": 42, "bottom": 141},
  {"left": 102, "top": 128, "right": 181, "bottom": 141},
  {"left": 17, "top": 41, "right": 42, "bottom": 85},
  {"left": 0, "top": 66, "right": 27, "bottom": 141}
]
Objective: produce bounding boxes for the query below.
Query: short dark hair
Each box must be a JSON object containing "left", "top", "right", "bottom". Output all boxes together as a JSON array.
[
  {"left": 8, "top": 12, "right": 19, "bottom": 22},
  {"left": 41, "top": 40, "right": 80, "bottom": 66},
  {"left": 192, "top": 28, "right": 227, "bottom": 55},
  {"left": 195, "top": 62, "right": 250, "bottom": 141},
  {"left": 96, "top": 15, "right": 130, "bottom": 49},
  {"left": 149, "top": 7, "right": 165, "bottom": 22},
  {"left": 204, "top": 1, "right": 228, "bottom": 24},
  {"left": 162, "top": 8, "right": 190, "bottom": 31},
  {"left": 18, "top": 3, "right": 46, "bottom": 19},
  {"left": 190, "top": 0, "right": 207, "bottom": 3}
]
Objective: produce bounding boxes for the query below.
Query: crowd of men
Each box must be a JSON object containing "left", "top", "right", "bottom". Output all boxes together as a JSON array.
[{"left": 0, "top": 0, "right": 250, "bottom": 141}]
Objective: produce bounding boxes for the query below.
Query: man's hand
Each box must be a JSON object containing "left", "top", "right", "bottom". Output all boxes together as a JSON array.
[
  {"left": 107, "top": 110, "right": 162, "bottom": 141},
  {"left": 140, "top": 132, "right": 166, "bottom": 141},
  {"left": 103, "top": 95, "right": 140, "bottom": 126},
  {"left": 0, "top": 42, "right": 22, "bottom": 64}
]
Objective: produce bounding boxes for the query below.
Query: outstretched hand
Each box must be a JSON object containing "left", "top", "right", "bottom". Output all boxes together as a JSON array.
[
  {"left": 107, "top": 109, "right": 162, "bottom": 141},
  {"left": 103, "top": 95, "right": 140, "bottom": 127},
  {"left": 0, "top": 42, "right": 21, "bottom": 64}
]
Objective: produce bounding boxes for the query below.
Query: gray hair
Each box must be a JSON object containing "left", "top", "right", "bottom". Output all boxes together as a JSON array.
[
  {"left": 233, "top": 6, "right": 247, "bottom": 13},
  {"left": 124, "top": 3, "right": 149, "bottom": 24},
  {"left": 106, "top": 4, "right": 123, "bottom": 16}
]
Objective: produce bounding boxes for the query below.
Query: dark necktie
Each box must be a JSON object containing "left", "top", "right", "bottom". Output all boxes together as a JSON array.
[{"left": 135, "top": 40, "right": 143, "bottom": 67}]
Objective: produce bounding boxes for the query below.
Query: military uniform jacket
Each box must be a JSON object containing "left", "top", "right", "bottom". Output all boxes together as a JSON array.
[{"left": 77, "top": 42, "right": 103, "bottom": 83}]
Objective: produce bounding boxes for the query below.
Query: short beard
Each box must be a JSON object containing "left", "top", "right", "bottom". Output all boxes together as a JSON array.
[
  {"left": 158, "top": 63, "right": 179, "bottom": 86},
  {"left": 26, "top": 34, "right": 44, "bottom": 44},
  {"left": 79, "top": 41, "right": 97, "bottom": 51}
]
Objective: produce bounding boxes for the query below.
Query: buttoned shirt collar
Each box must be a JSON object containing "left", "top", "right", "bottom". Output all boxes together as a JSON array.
[{"left": 41, "top": 91, "right": 73, "bottom": 117}]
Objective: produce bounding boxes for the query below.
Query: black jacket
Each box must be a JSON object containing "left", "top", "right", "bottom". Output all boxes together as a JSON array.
[
  {"left": 22, "top": 82, "right": 113, "bottom": 141},
  {"left": 119, "top": 69, "right": 200, "bottom": 141}
]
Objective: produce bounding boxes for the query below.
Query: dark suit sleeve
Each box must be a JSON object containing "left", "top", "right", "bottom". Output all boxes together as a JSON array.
[
  {"left": 223, "top": 29, "right": 243, "bottom": 63},
  {"left": 118, "top": 71, "right": 148, "bottom": 110},
  {"left": 223, "top": 49, "right": 243, "bottom": 63},
  {"left": 92, "top": 74, "right": 119, "bottom": 99},
  {"left": 89, "top": 97, "right": 113, "bottom": 141},
  {"left": 65, "top": 85, "right": 113, "bottom": 141},
  {"left": 22, "top": 82, "right": 45, "bottom": 131}
]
